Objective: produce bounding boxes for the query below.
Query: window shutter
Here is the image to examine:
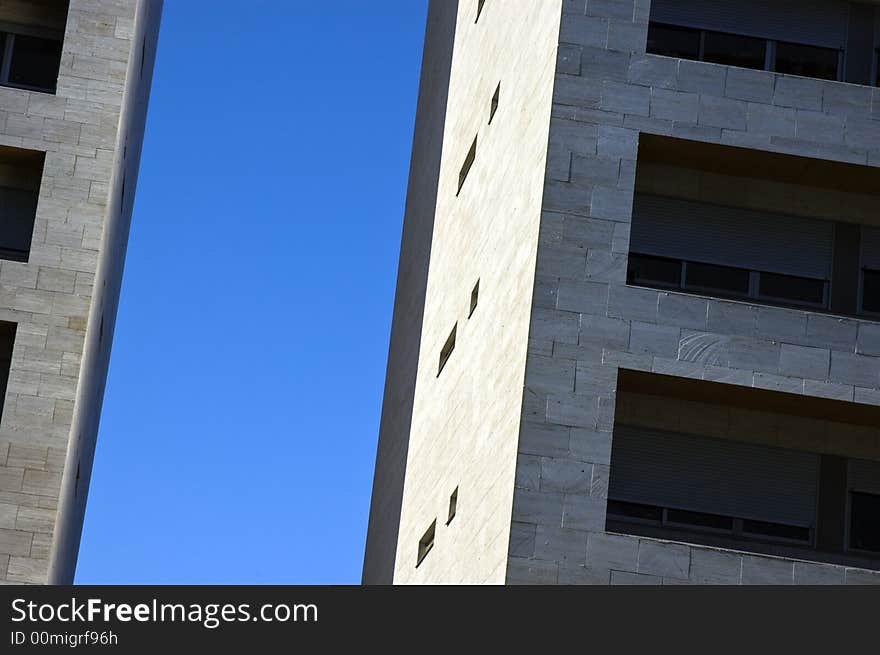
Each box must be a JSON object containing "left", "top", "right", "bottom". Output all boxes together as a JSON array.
[
  {"left": 609, "top": 425, "right": 820, "bottom": 528},
  {"left": 861, "top": 227, "right": 880, "bottom": 271},
  {"left": 649, "top": 0, "right": 849, "bottom": 49},
  {"left": 849, "top": 458, "right": 880, "bottom": 495},
  {"left": 631, "top": 194, "right": 834, "bottom": 280}
]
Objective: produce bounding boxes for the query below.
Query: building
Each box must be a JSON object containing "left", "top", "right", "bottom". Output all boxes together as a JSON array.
[
  {"left": 0, "top": 0, "right": 161, "bottom": 584},
  {"left": 364, "top": 0, "right": 880, "bottom": 585}
]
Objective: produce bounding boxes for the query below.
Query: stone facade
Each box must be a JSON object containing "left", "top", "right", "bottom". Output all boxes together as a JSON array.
[
  {"left": 0, "top": 0, "right": 161, "bottom": 584},
  {"left": 366, "top": 0, "right": 880, "bottom": 585},
  {"left": 508, "top": 0, "right": 880, "bottom": 585}
]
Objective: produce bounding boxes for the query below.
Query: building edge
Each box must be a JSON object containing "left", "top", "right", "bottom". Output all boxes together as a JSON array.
[
  {"left": 362, "top": 0, "right": 460, "bottom": 585},
  {"left": 48, "top": 0, "right": 164, "bottom": 585}
]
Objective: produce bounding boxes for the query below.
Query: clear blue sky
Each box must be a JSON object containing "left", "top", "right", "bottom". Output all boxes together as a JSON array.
[{"left": 74, "top": 1, "right": 428, "bottom": 584}]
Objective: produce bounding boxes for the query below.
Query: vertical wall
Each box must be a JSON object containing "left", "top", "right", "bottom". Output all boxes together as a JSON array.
[
  {"left": 508, "top": 0, "right": 880, "bottom": 584},
  {"left": 390, "top": 0, "right": 562, "bottom": 584},
  {"left": 363, "top": 0, "right": 460, "bottom": 586},
  {"left": 0, "top": 0, "right": 161, "bottom": 584},
  {"left": 49, "top": 0, "right": 162, "bottom": 585}
]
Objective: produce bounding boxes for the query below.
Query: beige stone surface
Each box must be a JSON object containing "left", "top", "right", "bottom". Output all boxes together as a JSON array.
[
  {"left": 386, "top": 0, "right": 562, "bottom": 584},
  {"left": 0, "top": 0, "right": 162, "bottom": 584}
]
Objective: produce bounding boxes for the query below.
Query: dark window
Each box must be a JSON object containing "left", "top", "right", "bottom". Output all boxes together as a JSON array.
[
  {"left": 666, "top": 508, "right": 734, "bottom": 531},
  {"left": 850, "top": 492, "right": 880, "bottom": 553},
  {"left": 742, "top": 519, "right": 811, "bottom": 543},
  {"left": 863, "top": 269, "right": 880, "bottom": 314},
  {"left": 627, "top": 253, "right": 682, "bottom": 289},
  {"left": 476, "top": 0, "right": 486, "bottom": 23},
  {"left": 702, "top": 30, "right": 766, "bottom": 70},
  {"left": 489, "top": 83, "right": 500, "bottom": 124},
  {"left": 876, "top": 50, "right": 880, "bottom": 87},
  {"left": 775, "top": 41, "right": 838, "bottom": 81},
  {"left": 458, "top": 137, "right": 477, "bottom": 195},
  {"left": 416, "top": 520, "right": 436, "bottom": 567},
  {"left": 469, "top": 280, "right": 479, "bottom": 318},
  {"left": 438, "top": 324, "right": 457, "bottom": 376},
  {"left": 0, "top": 148, "right": 45, "bottom": 264},
  {"left": 646, "top": 23, "right": 701, "bottom": 60},
  {"left": 7, "top": 35, "right": 63, "bottom": 93},
  {"left": 606, "top": 500, "right": 663, "bottom": 524},
  {"left": 0, "top": 322, "right": 16, "bottom": 422},
  {"left": 447, "top": 488, "right": 458, "bottom": 524},
  {"left": 684, "top": 261, "right": 751, "bottom": 296},
  {"left": 759, "top": 272, "right": 826, "bottom": 306}
]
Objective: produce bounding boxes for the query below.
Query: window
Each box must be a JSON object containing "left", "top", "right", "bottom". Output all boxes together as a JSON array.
[
  {"left": 646, "top": 21, "right": 842, "bottom": 82},
  {"left": 876, "top": 50, "right": 880, "bottom": 87},
  {"left": 447, "top": 488, "right": 458, "bottom": 524},
  {"left": 849, "top": 492, "right": 880, "bottom": 553},
  {"left": 606, "top": 499, "right": 809, "bottom": 545},
  {"left": 489, "top": 83, "right": 500, "bottom": 124},
  {"left": 758, "top": 272, "right": 826, "bottom": 307},
  {"left": 438, "top": 324, "right": 457, "bottom": 376},
  {"left": 606, "top": 500, "right": 663, "bottom": 524},
  {"left": 702, "top": 30, "right": 766, "bottom": 70},
  {"left": 684, "top": 261, "right": 751, "bottom": 298},
  {"left": 469, "top": 280, "right": 479, "bottom": 317},
  {"left": 627, "top": 254, "right": 681, "bottom": 289},
  {"left": 0, "top": 146, "right": 46, "bottom": 263},
  {"left": 476, "top": 0, "right": 486, "bottom": 23},
  {"left": 606, "top": 425, "right": 820, "bottom": 550},
  {"left": 646, "top": 23, "right": 701, "bottom": 60},
  {"left": 628, "top": 254, "right": 834, "bottom": 311},
  {"left": 416, "top": 520, "right": 436, "bottom": 567},
  {"left": 667, "top": 508, "right": 734, "bottom": 532},
  {"left": 0, "top": 322, "right": 15, "bottom": 422},
  {"left": 1, "top": 32, "right": 63, "bottom": 93},
  {"left": 862, "top": 269, "right": 880, "bottom": 314},
  {"left": 458, "top": 137, "right": 477, "bottom": 195},
  {"left": 742, "top": 519, "right": 811, "bottom": 543},
  {"left": 775, "top": 41, "right": 839, "bottom": 81}
]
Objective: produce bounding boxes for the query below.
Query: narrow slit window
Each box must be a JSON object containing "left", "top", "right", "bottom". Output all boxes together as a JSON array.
[
  {"left": 469, "top": 280, "right": 480, "bottom": 317},
  {"left": 438, "top": 324, "right": 457, "bottom": 376},
  {"left": 458, "top": 136, "right": 477, "bottom": 195},
  {"left": 416, "top": 520, "right": 436, "bottom": 567},
  {"left": 476, "top": 0, "right": 486, "bottom": 23},
  {"left": 489, "top": 83, "right": 500, "bottom": 124},
  {"left": 447, "top": 488, "right": 459, "bottom": 524}
]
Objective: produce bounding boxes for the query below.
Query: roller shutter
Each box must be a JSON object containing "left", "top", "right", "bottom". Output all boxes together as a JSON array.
[
  {"left": 649, "top": 0, "right": 849, "bottom": 50},
  {"left": 862, "top": 227, "right": 880, "bottom": 271},
  {"left": 608, "top": 425, "right": 820, "bottom": 528},
  {"left": 849, "top": 458, "right": 880, "bottom": 495},
  {"left": 631, "top": 194, "right": 834, "bottom": 280}
]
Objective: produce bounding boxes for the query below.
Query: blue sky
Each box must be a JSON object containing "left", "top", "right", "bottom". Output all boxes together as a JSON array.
[{"left": 74, "top": 1, "right": 428, "bottom": 583}]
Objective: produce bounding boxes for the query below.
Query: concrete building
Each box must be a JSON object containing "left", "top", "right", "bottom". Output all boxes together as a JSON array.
[
  {"left": 0, "top": 0, "right": 161, "bottom": 584},
  {"left": 365, "top": 0, "right": 880, "bottom": 585}
]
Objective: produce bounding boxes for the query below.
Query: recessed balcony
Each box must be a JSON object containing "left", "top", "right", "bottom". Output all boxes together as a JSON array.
[
  {"left": 607, "top": 370, "right": 880, "bottom": 570},
  {"left": 0, "top": 144, "right": 45, "bottom": 263},
  {"left": 0, "top": 1, "right": 69, "bottom": 94},
  {"left": 629, "top": 135, "right": 880, "bottom": 321}
]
